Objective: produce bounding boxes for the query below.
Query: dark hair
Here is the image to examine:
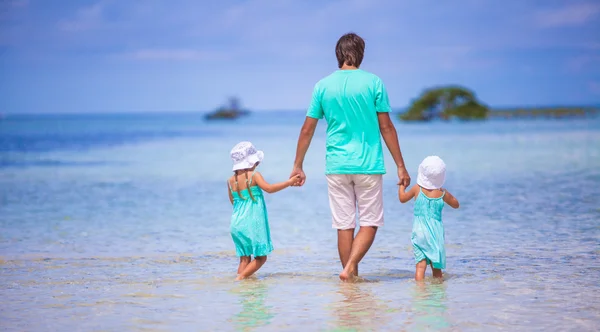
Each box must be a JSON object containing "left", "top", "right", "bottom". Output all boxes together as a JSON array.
[{"left": 335, "top": 33, "right": 365, "bottom": 68}]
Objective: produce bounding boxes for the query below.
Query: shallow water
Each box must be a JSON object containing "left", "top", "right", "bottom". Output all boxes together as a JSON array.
[{"left": 1, "top": 112, "right": 599, "bottom": 331}]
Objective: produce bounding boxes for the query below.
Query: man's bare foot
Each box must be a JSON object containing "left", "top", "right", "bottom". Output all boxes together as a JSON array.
[
  {"left": 339, "top": 265, "right": 356, "bottom": 282},
  {"left": 235, "top": 275, "right": 244, "bottom": 281}
]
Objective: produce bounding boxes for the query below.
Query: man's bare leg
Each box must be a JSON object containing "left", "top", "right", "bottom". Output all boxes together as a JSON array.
[
  {"left": 337, "top": 229, "right": 354, "bottom": 268},
  {"left": 339, "top": 226, "right": 377, "bottom": 281}
]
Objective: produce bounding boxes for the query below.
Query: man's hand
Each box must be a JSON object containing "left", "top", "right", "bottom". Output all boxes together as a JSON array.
[
  {"left": 290, "top": 167, "right": 306, "bottom": 187},
  {"left": 292, "top": 117, "right": 318, "bottom": 187},
  {"left": 378, "top": 112, "right": 410, "bottom": 187},
  {"left": 397, "top": 166, "right": 411, "bottom": 187}
]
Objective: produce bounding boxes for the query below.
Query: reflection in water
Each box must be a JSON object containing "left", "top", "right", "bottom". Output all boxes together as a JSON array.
[
  {"left": 229, "top": 280, "right": 275, "bottom": 331},
  {"left": 407, "top": 281, "right": 450, "bottom": 331},
  {"left": 331, "top": 282, "right": 390, "bottom": 331}
]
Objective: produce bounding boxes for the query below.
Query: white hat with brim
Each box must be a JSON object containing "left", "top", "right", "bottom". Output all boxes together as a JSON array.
[
  {"left": 417, "top": 156, "right": 446, "bottom": 190},
  {"left": 230, "top": 141, "right": 264, "bottom": 171}
]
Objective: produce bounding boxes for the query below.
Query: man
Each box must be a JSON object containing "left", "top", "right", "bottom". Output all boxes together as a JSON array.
[{"left": 291, "top": 32, "right": 411, "bottom": 281}]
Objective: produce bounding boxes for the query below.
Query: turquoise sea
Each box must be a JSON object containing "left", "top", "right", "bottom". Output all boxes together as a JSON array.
[{"left": 1, "top": 112, "right": 599, "bottom": 331}]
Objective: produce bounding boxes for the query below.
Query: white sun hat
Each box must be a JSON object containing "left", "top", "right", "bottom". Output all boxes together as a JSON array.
[
  {"left": 230, "top": 141, "right": 264, "bottom": 171},
  {"left": 417, "top": 156, "right": 446, "bottom": 190}
]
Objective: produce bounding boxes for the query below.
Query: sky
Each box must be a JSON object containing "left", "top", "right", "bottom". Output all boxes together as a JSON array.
[{"left": 0, "top": 0, "right": 599, "bottom": 114}]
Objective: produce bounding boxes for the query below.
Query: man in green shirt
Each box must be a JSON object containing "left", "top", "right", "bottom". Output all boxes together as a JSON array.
[{"left": 291, "top": 33, "right": 411, "bottom": 281}]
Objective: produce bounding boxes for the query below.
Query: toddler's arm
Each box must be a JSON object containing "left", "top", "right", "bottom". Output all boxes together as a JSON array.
[
  {"left": 227, "top": 181, "right": 233, "bottom": 204},
  {"left": 398, "top": 184, "right": 417, "bottom": 203},
  {"left": 253, "top": 172, "right": 300, "bottom": 194},
  {"left": 442, "top": 189, "right": 460, "bottom": 208}
]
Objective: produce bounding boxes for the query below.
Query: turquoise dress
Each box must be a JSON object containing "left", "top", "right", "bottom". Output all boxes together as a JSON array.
[
  {"left": 412, "top": 188, "right": 446, "bottom": 269},
  {"left": 229, "top": 174, "right": 273, "bottom": 257}
]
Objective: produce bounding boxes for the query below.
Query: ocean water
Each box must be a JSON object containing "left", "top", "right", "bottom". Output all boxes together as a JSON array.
[{"left": 0, "top": 111, "right": 599, "bottom": 331}]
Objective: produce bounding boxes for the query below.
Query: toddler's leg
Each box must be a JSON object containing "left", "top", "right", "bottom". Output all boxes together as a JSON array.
[
  {"left": 430, "top": 262, "right": 443, "bottom": 280},
  {"left": 415, "top": 259, "right": 427, "bottom": 281},
  {"left": 237, "top": 256, "right": 251, "bottom": 275},
  {"left": 236, "top": 256, "right": 267, "bottom": 280}
]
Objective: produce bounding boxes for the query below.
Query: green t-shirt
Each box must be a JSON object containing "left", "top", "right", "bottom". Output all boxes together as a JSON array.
[{"left": 307, "top": 69, "right": 391, "bottom": 174}]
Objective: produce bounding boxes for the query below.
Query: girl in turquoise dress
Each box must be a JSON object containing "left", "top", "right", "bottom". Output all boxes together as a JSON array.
[
  {"left": 398, "top": 156, "right": 460, "bottom": 281},
  {"left": 227, "top": 141, "right": 300, "bottom": 280}
]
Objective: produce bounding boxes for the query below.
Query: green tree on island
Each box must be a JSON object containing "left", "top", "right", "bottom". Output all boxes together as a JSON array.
[{"left": 400, "top": 85, "right": 489, "bottom": 121}]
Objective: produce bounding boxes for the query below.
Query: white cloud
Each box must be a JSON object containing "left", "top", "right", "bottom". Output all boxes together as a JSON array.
[
  {"left": 57, "top": 2, "right": 106, "bottom": 32},
  {"left": 589, "top": 81, "right": 600, "bottom": 94},
  {"left": 119, "top": 49, "right": 229, "bottom": 61},
  {"left": 567, "top": 54, "right": 600, "bottom": 72},
  {"left": 583, "top": 42, "right": 600, "bottom": 50},
  {"left": 5, "top": 0, "right": 594, "bottom": 72},
  {"left": 2, "top": 0, "right": 28, "bottom": 8},
  {"left": 0, "top": 0, "right": 29, "bottom": 23},
  {"left": 536, "top": 2, "right": 600, "bottom": 28}
]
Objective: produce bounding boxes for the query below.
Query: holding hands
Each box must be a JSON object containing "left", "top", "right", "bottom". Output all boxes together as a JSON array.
[
  {"left": 397, "top": 166, "right": 411, "bottom": 187},
  {"left": 289, "top": 167, "right": 306, "bottom": 187},
  {"left": 287, "top": 173, "right": 302, "bottom": 187},
  {"left": 289, "top": 165, "right": 409, "bottom": 188}
]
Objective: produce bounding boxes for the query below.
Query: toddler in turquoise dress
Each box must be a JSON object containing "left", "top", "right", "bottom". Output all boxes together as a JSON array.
[
  {"left": 398, "top": 156, "right": 460, "bottom": 281},
  {"left": 227, "top": 141, "right": 300, "bottom": 280}
]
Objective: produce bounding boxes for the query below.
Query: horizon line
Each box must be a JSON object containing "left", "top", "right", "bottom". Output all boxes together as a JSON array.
[{"left": 2, "top": 104, "right": 599, "bottom": 117}]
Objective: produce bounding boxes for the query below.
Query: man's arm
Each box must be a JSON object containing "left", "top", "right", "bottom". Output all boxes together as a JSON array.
[
  {"left": 292, "top": 117, "right": 319, "bottom": 186},
  {"left": 377, "top": 112, "right": 411, "bottom": 186}
]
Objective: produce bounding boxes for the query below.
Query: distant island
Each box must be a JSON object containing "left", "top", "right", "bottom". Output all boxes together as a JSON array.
[
  {"left": 487, "top": 107, "right": 598, "bottom": 119},
  {"left": 399, "top": 85, "right": 599, "bottom": 121},
  {"left": 205, "top": 97, "right": 250, "bottom": 120}
]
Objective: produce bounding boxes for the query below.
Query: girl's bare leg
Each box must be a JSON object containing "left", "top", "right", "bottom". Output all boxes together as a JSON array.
[
  {"left": 237, "top": 256, "right": 251, "bottom": 275},
  {"left": 415, "top": 259, "right": 427, "bottom": 281},
  {"left": 236, "top": 256, "right": 267, "bottom": 280},
  {"left": 430, "top": 262, "right": 443, "bottom": 280}
]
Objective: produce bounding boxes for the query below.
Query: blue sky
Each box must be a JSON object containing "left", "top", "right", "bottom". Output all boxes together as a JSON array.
[{"left": 1, "top": 0, "right": 599, "bottom": 114}]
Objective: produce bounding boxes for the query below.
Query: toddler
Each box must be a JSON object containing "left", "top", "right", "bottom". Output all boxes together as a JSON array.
[
  {"left": 398, "top": 156, "right": 459, "bottom": 281},
  {"left": 227, "top": 141, "right": 300, "bottom": 280}
]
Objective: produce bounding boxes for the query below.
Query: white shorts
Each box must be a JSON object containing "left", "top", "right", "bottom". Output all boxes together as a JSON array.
[{"left": 326, "top": 174, "right": 384, "bottom": 230}]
